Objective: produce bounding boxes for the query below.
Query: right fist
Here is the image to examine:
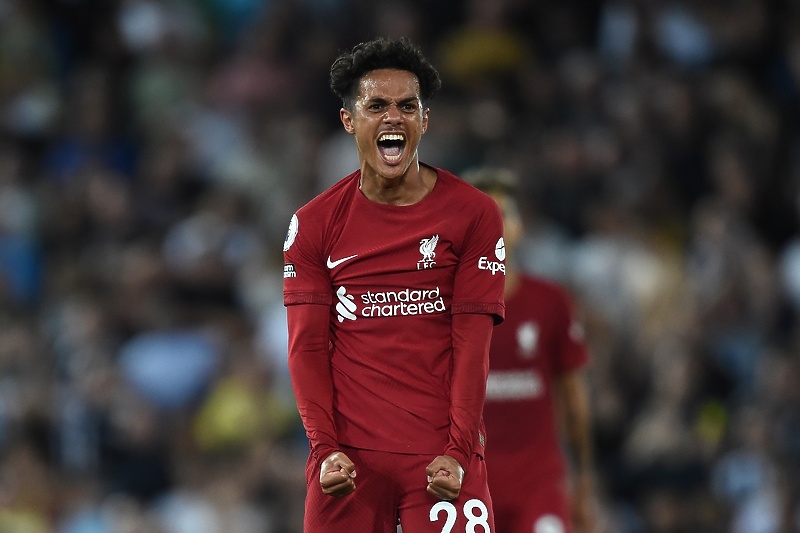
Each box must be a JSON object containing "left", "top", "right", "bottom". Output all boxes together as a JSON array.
[{"left": 320, "top": 451, "right": 357, "bottom": 497}]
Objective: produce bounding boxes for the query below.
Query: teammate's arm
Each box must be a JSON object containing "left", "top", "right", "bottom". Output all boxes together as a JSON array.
[{"left": 556, "top": 370, "right": 596, "bottom": 531}]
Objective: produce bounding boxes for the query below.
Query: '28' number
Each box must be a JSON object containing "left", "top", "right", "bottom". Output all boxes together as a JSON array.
[{"left": 429, "top": 499, "right": 490, "bottom": 533}]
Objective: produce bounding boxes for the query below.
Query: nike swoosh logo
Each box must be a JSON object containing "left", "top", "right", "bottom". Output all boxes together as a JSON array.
[{"left": 326, "top": 254, "right": 358, "bottom": 269}]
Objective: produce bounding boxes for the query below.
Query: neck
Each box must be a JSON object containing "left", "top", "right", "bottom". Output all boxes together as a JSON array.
[
  {"left": 359, "top": 162, "right": 436, "bottom": 205},
  {"left": 504, "top": 264, "right": 520, "bottom": 298}
]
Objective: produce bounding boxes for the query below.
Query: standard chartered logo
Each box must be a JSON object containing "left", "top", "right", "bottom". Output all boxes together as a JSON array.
[
  {"left": 335, "top": 286, "right": 446, "bottom": 322},
  {"left": 335, "top": 286, "right": 358, "bottom": 323}
]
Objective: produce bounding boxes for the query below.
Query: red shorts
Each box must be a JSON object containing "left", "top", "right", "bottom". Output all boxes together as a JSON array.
[
  {"left": 491, "top": 476, "right": 571, "bottom": 533},
  {"left": 303, "top": 446, "right": 494, "bottom": 533}
]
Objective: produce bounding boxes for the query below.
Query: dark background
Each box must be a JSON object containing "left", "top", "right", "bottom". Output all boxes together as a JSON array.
[{"left": 1, "top": 0, "right": 799, "bottom": 531}]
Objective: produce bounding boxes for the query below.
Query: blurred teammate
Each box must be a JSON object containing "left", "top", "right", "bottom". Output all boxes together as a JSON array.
[
  {"left": 283, "top": 38, "right": 505, "bottom": 532},
  {"left": 465, "top": 167, "right": 597, "bottom": 533}
]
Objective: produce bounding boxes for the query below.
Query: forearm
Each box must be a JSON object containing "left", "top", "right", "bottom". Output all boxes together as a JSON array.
[
  {"left": 560, "top": 372, "right": 598, "bottom": 530},
  {"left": 445, "top": 312, "right": 494, "bottom": 470},
  {"left": 287, "top": 304, "right": 338, "bottom": 461},
  {"left": 559, "top": 372, "right": 594, "bottom": 477}
]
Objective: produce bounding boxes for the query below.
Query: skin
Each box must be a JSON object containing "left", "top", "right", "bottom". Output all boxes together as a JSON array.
[
  {"left": 320, "top": 451, "right": 356, "bottom": 497},
  {"left": 425, "top": 455, "right": 464, "bottom": 500},
  {"left": 487, "top": 188, "right": 597, "bottom": 532},
  {"left": 486, "top": 191, "right": 524, "bottom": 297},
  {"left": 321, "top": 67, "right": 464, "bottom": 501},
  {"left": 556, "top": 373, "right": 596, "bottom": 532},
  {"left": 340, "top": 68, "right": 437, "bottom": 206}
]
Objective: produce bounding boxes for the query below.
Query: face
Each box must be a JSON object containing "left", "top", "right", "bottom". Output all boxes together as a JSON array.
[
  {"left": 340, "top": 69, "right": 429, "bottom": 181},
  {"left": 488, "top": 191, "right": 523, "bottom": 253}
]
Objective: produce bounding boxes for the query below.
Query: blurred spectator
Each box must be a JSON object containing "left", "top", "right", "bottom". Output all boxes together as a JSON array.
[
  {"left": 0, "top": 0, "right": 799, "bottom": 531},
  {"left": 0, "top": 144, "right": 42, "bottom": 305}
]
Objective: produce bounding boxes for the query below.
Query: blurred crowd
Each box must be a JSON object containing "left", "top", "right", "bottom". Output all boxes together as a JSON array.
[{"left": 1, "top": 0, "right": 800, "bottom": 531}]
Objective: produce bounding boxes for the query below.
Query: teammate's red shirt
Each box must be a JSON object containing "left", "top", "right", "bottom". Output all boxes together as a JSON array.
[
  {"left": 284, "top": 165, "right": 505, "bottom": 464},
  {"left": 483, "top": 275, "right": 589, "bottom": 495}
]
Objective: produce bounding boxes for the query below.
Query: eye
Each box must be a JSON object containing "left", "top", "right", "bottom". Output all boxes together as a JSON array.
[{"left": 402, "top": 103, "right": 418, "bottom": 112}]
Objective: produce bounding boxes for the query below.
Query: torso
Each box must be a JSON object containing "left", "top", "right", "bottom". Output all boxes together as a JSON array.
[{"left": 284, "top": 165, "right": 505, "bottom": 454}]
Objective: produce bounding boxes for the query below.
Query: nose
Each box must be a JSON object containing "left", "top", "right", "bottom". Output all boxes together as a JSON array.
[{"left": 383, "top": 103, "right": 403, "bottom": 124}]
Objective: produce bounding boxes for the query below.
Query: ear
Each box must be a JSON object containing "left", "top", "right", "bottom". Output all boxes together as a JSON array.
[
  {"left": 421, "top": 107, "right": 429, "bottom": 134},
  {"left": 340, "top": 108, "right": 355, "bottom": 134}
]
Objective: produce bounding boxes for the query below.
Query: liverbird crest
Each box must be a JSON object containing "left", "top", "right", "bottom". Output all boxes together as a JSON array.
[{"left": 419, "top": 234, "right": 439, "bottom": 261}]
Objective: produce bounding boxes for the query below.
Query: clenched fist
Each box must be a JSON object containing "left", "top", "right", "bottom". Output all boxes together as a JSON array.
[
  {"left": 320, "top": 451, "right": 357, "bottom": 497},
  {"left": 426, "top": 455, "right": 464, "bottom": 500}
]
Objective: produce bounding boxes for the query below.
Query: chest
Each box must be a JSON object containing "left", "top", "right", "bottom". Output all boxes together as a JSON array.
[
  {"left": 326, "top": 203, "right": 468, "bottom": 286},
  {"left": 491, "top": 294, "right": 560, "bottom": 370}
]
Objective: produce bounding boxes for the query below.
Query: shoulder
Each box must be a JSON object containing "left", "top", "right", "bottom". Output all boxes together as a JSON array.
[
  {"left": 294, "top": 172, "right": 359, "bottom": 224},
  {"left": 285, "top": 172, "right": 358, "bottom": 253},
  {"left": 436, "top": 167, "right": 495, "bottom": 200},
  {"left": 520, "top": 275, "right": 575, "bottom": 307},
  {"left": 432, "top": 167, "right": 501, "bottom": 215},
  {"left": 299, "top": 172, "right": 358, "bottom": 213}
]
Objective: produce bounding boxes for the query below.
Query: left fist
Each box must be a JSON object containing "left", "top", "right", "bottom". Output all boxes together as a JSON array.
[{"left": 425, "top": 455, "right": 464, "bottom": 500}]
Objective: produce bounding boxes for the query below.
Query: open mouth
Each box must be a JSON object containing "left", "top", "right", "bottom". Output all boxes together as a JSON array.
[{"left": 377, "top": 133, "right": 406, "bottom": 163}]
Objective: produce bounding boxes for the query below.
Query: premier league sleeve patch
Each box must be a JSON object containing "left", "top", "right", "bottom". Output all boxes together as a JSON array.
[{"left": 283, "top": 213, "right": 298, "bottom": 252}]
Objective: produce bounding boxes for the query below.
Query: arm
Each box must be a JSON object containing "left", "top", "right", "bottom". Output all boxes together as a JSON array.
[
  {"left": 427, "top": 312, "right": 494, "bottom": 500},
  {"left": 287, "top": 303, "right": 356, "bottom": 496},
  {"left": 556, "top": 370, "right": 596, "bottom": 532}
]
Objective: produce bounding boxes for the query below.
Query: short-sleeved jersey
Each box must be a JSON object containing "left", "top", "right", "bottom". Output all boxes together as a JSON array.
[
  {"left": 483, "top": 275, "right": 588, "bottom": 488},
  {"left": 284, "top": 165, "right": 505, "bottom": 457}
]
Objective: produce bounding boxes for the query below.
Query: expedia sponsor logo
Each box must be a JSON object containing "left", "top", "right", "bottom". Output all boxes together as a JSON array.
[
  {"left": 478, "top": 256, "right": 505, "bottom": 275},
  {"left": 283, "top": 264, "right": 297, "bottom": 278},
  {"left": 494, "top": 237, "right": 506, "bottom": 261},
  {"left": 478, "top": 237, "right": 506, "bottom": 275},
  {"left": 335, "top": 286, "right": 446, "bottom": 322}
]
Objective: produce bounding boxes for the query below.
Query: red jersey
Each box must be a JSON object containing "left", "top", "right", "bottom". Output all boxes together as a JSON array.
[
  {"left": 483, "top": 275, "right": 589, "bottom": 487},
  {"left": 284, "top": 165, "right": 505, "bottom": 462}
]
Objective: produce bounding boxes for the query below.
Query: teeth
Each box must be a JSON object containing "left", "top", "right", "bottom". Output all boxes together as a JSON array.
[{"left": 379, "top": 133, "right": 405, "bottom": 142}]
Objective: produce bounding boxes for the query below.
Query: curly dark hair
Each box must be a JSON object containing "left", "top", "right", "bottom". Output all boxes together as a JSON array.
[{"left": 330, "top": 37, "right": 442, "bottom": 110}]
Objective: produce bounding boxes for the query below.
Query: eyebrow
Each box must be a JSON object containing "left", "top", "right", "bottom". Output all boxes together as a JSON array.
[{"left": 365, "top": 96, "right": 420, "bottom": 105}]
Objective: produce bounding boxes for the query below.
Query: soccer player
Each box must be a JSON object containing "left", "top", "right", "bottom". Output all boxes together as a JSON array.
[
  {"left": 282, "top": 38, "right": 505, "bottom": 532},
  {"left": 464, "top": 167, "right": 597, "bottom": 533}
]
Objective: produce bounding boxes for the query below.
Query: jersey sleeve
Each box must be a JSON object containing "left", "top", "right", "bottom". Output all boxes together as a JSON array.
[
  {"left": 552, "top": 286, "right": 590, "bottom": 374},
  {"left": 282, "top": 210, "right": 338, "bottom": 463},
  {"left": 286, "top": 304, "right": 338, "bottom": 462},
  {"left": 451, "top": 195, "right": 505, "bottom": 324},
  {"left": 444, "top": 312, "right": 494, "bottom": 468},
  {"left": 445, "top": 192, "right": 504, "bottom": 466},
  {"left": 283, "top": 210, "right": 332, "bottom": 306}
]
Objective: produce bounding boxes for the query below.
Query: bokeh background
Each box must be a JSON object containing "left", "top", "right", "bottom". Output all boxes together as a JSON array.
[{"left": 1, "top": 0, "right": 800, "bottom": 531}]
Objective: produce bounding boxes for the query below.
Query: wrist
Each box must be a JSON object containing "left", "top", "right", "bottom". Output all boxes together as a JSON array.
[{"left": 443, "top": 449, "right": 468, "bottom": 474}]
